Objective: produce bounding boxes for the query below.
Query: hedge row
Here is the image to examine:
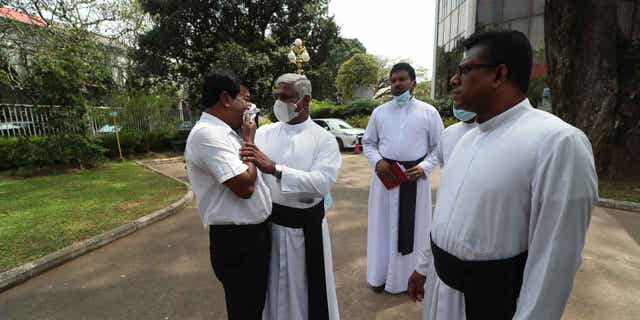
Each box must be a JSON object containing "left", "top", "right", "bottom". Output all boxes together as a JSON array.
[{"left": 0, "top": 130, "right": 182, "bottom": 171}]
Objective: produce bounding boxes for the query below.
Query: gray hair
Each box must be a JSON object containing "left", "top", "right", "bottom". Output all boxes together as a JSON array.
[{"left": 275, "top": 73, "right": 312, "bottom": 99}]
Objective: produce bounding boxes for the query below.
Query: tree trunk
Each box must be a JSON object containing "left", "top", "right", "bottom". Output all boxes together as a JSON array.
[{"left": 545, "top": 0, "right": 640, "bottom": 180}]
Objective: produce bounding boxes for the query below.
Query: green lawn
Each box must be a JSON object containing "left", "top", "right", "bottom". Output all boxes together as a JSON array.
[
  {"left": 599, "top": 179, "right": 640, "bottom": 203},
  {"left": 0, "top": 162, "right": 187, "bottom": 272}
]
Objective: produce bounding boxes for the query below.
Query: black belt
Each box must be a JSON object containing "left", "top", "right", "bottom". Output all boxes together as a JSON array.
[
  {"left": 269, "top": 202, "right": 328, "bottom": 320},
  {"left": 383, "top": 155, "right": 425, "bottom": 255},
  {"left": 431, "top": 235, "right": 528, "bottom": 320}
]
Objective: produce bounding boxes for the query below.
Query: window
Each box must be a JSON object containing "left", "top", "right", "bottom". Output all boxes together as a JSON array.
[
  {"left": 477, "top": 0, "right": 501, "bottom": 27},
  {"left": 444, "top": 15, "right": 451, "bottom": 44},
  {"left": 530, "top": 15, "right": 545, "bottom": 50},
  {"left": 459, "top": 2, "right": 468, "bottom": 36},
  {"left": 503, "top": 0, "right": 530, "bottom": 20},
  {"left": 451, "top": 8, "right": 459, "bottom": 38},
  {"left": 533, "top": 0, "right": 545, "bottom": 15},
  {"left": 438, "top": 22, "right": 445, "bottom": 46},
  {"left": 510, "top": 18, "right": 530, "bottom": 36},
  {"left": 314, "top": 120, "right": 328, "bottom": 129}
]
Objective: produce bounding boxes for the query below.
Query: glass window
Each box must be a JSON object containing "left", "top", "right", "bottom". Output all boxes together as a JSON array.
[
  {"left": 477, "top": 0, "right": 500, "bottom": 27},
  {"left": 459, "top": 1, "right": 468, "bottom": 36},
  {"left": 451, "top": 8, "right": 459, "bottom": 38},
  {"left": 530, "top": 15, "right": 545, "bottom": 50},
  {"left": 444, "top": 15, "right": 451, "bottom": 44},
  {"left": 533, "top": 0, "right": 545, "bottom": 15},
  {"left": 510, "top": 17, "right": 530, "bottom": 35},
  {"left": 504, "top": 0, "right": 531, "bottom": 20},
  {"left": 438, "top": 22, "right": 445, "bottom": 46}
]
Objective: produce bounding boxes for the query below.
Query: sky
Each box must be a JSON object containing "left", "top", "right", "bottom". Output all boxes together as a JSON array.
[{"left": 328, "top": 0, "right": 436, "bottom": 79}]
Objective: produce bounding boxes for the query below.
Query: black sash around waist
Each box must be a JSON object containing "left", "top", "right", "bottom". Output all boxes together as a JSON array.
[
  {"left": 383, "top": 155, "right": 425, "bottom": 255},
  {"left": 269, "top": 202, "right": 328, "bottom": 320},
  {"left": 430, "top": 235, "right": 528, "bottom": 320}
]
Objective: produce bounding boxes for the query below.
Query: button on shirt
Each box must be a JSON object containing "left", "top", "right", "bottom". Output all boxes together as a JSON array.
[{"left": 185, "top": 112, "right": 271, "bottom": 225}]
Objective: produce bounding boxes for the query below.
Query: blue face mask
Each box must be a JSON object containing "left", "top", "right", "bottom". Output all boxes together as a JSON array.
[
  {"left": 393, "top": 89, "right": 412, "bottom": 106},
  {"left": 453, "top": 106, "right": 477, "bottom": 122}
]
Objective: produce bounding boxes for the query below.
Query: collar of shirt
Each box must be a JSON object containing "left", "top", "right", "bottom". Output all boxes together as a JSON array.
[
  {"left": 281, "top": 117, "right": 312, "bottom": 134},
  {"left": 200, "top": 112, "right": 241, "bottom": 139},
  {"left": 478, "top": 98, "right": 531, "bottom": 133}
]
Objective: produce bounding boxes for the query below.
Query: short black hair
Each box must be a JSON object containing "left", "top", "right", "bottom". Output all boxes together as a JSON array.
[
  {"left": 462, "top": 30, "right": 533, "bottom": 93},
  {"left": 390, "top": 62, "right": 416, "bottom": 81},
  {"left": 201, "top": 69, "right": 241, "bottom": 110}
]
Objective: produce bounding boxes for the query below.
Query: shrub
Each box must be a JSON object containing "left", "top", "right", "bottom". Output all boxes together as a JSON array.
[
  {"left": 95, "top": 130, "right": 176, "bottom": 158},
  {"left": 341, "top": 99, "right": 381, "bottom": 118},
  {"left": 0, "top": 134, "right": 105, "bottom": 170},
  {"left": 345, "top": 114, "right": 370, "bottom": 129}
]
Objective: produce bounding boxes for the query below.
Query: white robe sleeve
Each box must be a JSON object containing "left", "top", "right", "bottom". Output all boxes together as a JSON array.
[
  {"left": 435, "top": 138, "right": 445, "bottom": 167},
  {"left": 362, "top": 109, "right": 383, "bottom": 169},
  {"left": 513, "top": 130, "right": 598, "bottom": 320},
  {"left": 279, "top": 135, "right": 341, "bottom": 196},
  {"left": 415, "top": 236, "right": 433, "bottom": 276},
  {"left": 418, "top": 112, "right": 444, "bottom": 175}
]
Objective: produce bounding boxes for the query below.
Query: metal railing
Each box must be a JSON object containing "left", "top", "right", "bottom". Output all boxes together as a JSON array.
[{"left": 0, "top": 104, "right": 181, "bottom": 137}]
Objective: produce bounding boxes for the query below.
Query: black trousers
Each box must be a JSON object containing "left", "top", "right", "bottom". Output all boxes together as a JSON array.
[{"left": 209, "top": 222, "right": 270, "bottom": 320}]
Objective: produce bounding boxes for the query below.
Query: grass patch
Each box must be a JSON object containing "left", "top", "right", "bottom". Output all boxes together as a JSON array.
[
  {"left": 599, "top": 179, "right": 640, "bottom": 203},
  {"left": 0, "top": 161, "right": 187, "bottom": 272}
]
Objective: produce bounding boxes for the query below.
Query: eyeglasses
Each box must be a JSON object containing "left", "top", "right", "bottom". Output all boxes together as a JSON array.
[{"left": 456, "top": 63, "right": 499, "bottom": 76}]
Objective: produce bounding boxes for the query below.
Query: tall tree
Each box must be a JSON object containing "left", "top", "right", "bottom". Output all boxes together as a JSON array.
[
  {"left": 545, "top": 0, "right": 640, "bottom": 179},
  {"left": 134, "top": 0, "right": 362, "bottom": 107}
]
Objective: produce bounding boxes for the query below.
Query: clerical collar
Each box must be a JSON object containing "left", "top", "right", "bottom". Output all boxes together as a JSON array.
[
  {"left": 477, "top": 98, "right": 531, "bottom": 133},
  {"left": 283, "top": 117, "right": 311, "bottom": 131}
]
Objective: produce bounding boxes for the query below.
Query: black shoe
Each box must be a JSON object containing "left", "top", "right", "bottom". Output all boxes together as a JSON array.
[{"left": 371, "top": 284, "right": 385, "bottom": 293}]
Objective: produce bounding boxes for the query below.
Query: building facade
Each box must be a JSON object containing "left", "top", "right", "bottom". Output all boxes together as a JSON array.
[{"left": 431, "top": 0, "right": 548, "bottom": 107}]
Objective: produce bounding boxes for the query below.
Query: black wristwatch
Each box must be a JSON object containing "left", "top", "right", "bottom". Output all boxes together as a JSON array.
[{"left": 272, "top": 164, "right": 283, "bottom": 180}]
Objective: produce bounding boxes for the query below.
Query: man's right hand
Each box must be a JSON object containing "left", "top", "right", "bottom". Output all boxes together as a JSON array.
[
  {"left": 375, "top": 159, "right": 395, "bottom": 181},
  {"left": 407, "top": 271, "right": 426, "bottom": 302}
]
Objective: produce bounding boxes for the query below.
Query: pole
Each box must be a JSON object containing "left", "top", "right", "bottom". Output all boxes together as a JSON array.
[{"left": 112, "top": 113, "right": 124, "bottom": 162}]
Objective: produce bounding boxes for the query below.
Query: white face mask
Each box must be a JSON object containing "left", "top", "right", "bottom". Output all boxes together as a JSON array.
[{"left": 273, "top": 99, "right": 300, "bottom": 123}]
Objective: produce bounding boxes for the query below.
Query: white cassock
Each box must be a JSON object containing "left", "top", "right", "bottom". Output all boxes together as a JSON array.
[
  {"left": 434, "top": 121, "right": 477, "bottom": 168},
  {"left": 255, "top": 118, "right": 341, "bottom": 320},
  {"left": 416, "top": 99, "right": 599, "bottom": 320},
  {"left": 362, "top": 97, "right": 444, "bottom": 293}
]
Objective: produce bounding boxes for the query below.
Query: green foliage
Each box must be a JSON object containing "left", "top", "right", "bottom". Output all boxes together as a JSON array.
[
  {"left": 135, "top": 0, "right": 364, "bottom": 105},
  {"left": 310, "top": 99, "right": 335, "bottom": 118},
  {"left": 345, "top": 114, "right": 370, "bottom": 129},
  {"left": 431, "top": 96, "right": 455, "bottom": 118},
  {"left": 414, "top": 81, "right": 432, "bottom": 101},
  {"left": 95, "top": 130, "right": 175, "bottom": 158},
  {"left": 335, "top": 53, "right": 380, "bottom": 103},
  {"left": 0, "top": 134, "right": 106, "bottom": 170},
  {"left": 443, "top": 116, "right": 458, "bottom": 128},
  {"left": 341, "top": 99, "right": 380, "bottom": 118},
  {"left": 527, "top": 75, "right": 548, "bottom": 107}
]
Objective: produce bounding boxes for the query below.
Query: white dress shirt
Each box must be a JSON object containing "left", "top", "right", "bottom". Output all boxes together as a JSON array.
[
  {"left": 255, "top": 118, "right": 341, "bottom": 209},
  {"left": 418, "top": 99, "right": 598, "bottom": 320},
  {"left": 185, "top": 112, "right": 271, "bottom": 226}
]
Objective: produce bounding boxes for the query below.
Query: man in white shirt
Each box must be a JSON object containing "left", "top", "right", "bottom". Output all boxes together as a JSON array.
[
  {"left": 362, "top": 63, "right": 444, "bottom": 294},
  {"left": 240, "top": 73, "right": 341, "bottom": 320},
  {"left": 185, "top": 70, "right": 272, "bottom": 320},
  {"left": 407, "top": 30, "right": 598, "bottom": 320}
]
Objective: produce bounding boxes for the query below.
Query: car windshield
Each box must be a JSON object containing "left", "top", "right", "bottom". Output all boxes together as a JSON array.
[{"left": 330, "top": 120, "right": 353, "bottom": 129}]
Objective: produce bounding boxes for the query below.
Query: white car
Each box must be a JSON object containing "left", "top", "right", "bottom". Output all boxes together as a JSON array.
[{"left": 313, "top": 118, "right": 365, "bottom": 150}]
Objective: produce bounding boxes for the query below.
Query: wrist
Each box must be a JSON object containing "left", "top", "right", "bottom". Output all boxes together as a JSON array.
[{"left": 271, "top": 164, "right": 282, "bottom": 179}]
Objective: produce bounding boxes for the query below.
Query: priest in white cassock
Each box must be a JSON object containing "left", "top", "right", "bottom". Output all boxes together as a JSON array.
[
  {"left": 434, "top": 105, "right": 477, "bottom": 168},
  {"left": 363, "top": 62, "right": 444, "bottom": 294},
  {"left": 240, "top": 73, "right": 341, "bottom": 320},
  {"left": 408, "top": 30, "right": 599, "bottom": 320}
]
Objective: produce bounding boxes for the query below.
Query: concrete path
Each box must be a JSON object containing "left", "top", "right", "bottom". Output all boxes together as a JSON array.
[{"left": 1, "top": 155, "right": 639, "bottom": 319}]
